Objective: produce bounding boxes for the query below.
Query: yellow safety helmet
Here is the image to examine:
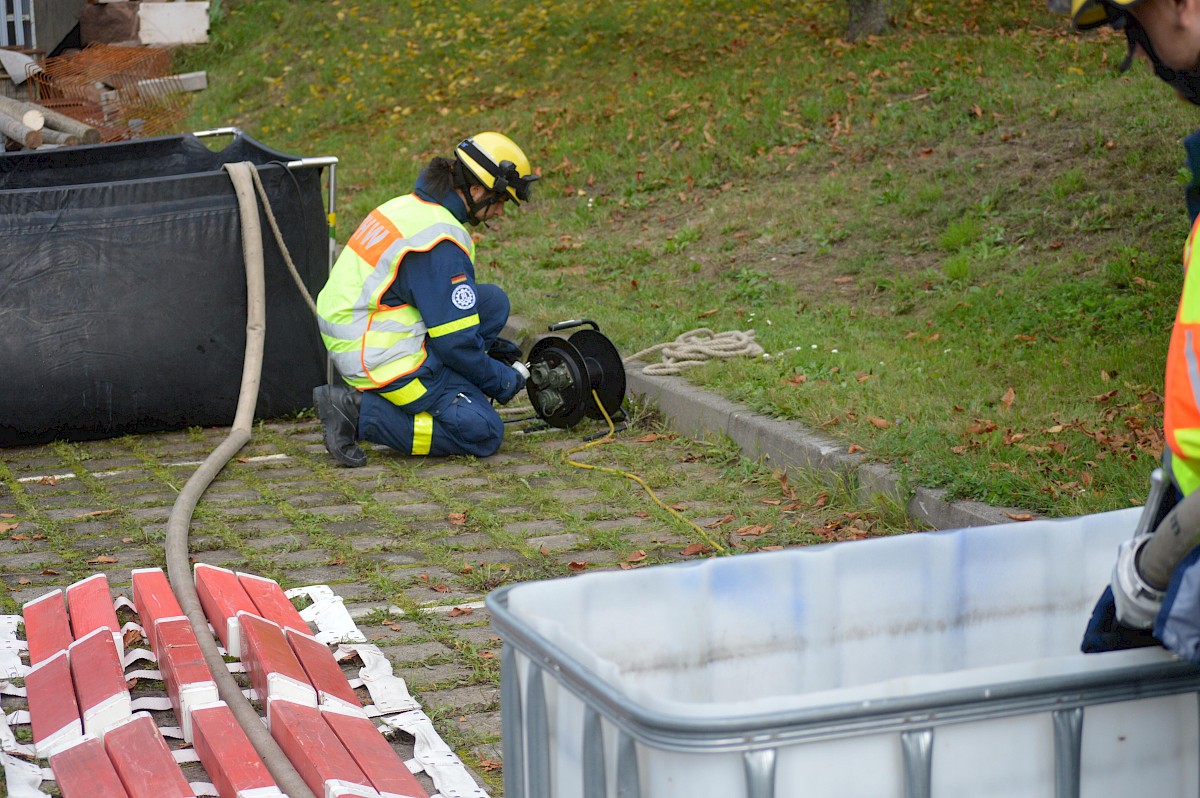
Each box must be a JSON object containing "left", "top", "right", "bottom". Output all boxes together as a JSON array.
[
  {"left": 1070, "top": 0, "right": 1143, "bottom": 29},
  {"left": 454, "top": 132, "right": 539, "bottom": 205}
]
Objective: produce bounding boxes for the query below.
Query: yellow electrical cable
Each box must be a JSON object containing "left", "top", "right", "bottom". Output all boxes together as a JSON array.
[{"left": 563, "top": 390, "right": 728, "bottom": 555}]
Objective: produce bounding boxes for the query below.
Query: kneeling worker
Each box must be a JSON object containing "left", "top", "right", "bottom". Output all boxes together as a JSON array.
[{"left": 314, "top": 132, "right": 538, "bottom": 466}]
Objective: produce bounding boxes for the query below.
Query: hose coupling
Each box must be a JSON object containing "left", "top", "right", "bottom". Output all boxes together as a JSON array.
[{"left": 1112, "top": 533, "right": 1167, "bottom": 629}]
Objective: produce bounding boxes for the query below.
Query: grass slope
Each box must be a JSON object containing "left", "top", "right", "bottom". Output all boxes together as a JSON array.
[{"left": 177, "top": 0, "right": 1200, "bottom": 517}]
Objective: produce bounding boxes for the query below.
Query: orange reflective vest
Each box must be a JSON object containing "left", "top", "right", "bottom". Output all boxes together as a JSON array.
[{"left": 1165, "top": 216, "right": 1200, "bottom": 496}]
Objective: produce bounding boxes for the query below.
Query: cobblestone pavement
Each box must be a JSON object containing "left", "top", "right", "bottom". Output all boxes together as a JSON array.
[{"left": 0, "top": 406, "right": 915, "bottom": 796}]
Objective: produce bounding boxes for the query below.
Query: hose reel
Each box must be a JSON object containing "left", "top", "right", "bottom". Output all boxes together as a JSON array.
[{"left": 525, "top": 319, "right": 626, "bottom": 429}]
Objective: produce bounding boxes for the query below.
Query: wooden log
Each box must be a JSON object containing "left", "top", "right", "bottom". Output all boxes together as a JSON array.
[
  {"left": 0, "top": 110, "right": 42, "bottom": 149},
  {"left": 40, "top": 128, "right": 80, "bottom": 147},
  {"left": 0, "top": 94, "right": 43, "bottom": 131},
  {"left": 25, "top": 103, "right": 101, "bottom": 145}
]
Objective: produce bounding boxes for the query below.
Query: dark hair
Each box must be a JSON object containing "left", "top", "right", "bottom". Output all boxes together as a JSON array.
[{"left": 419, "top": 156, "right": 457, "bottom": 198}]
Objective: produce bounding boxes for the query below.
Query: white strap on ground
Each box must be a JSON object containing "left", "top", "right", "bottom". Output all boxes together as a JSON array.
[
  {"left": 288, "top": 584, "right": 367, "bottom": 644},
  {"left": 335, "top": 643, "right": 420, "bottom": 714},
  {"left": 0, "top": 616, "right": 27, "bottom": 679},
  {"left": 381, "top": 709, "right": 488, "bottom": 798},
  {"left": 0, "top": 752, "right": 46, "bottom": 798}
]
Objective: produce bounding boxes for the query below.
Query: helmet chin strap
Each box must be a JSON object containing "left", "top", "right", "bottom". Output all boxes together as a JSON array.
[
  {"left": 452, "top": 159, "right": 503, "bottom": 227},
  {"left": 1120, "top": 14, "right": 1200, "bottom": 104}
]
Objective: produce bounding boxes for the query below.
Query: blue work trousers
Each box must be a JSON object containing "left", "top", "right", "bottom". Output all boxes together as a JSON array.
[{"left": 357, "top": 284, "right": 508, "bottom": 457}]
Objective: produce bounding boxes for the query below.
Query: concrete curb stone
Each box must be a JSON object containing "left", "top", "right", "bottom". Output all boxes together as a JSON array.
[{"left": 625, "top": 361, "right": 1035, "bottom": 531}]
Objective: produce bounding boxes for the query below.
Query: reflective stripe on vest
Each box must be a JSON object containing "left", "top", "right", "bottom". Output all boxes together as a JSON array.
[
  {"left": 317, "top": 195, "right": 475, "bottom": 393},
  {"left": 1166, "top": 215, "right": 1200, "bottom": 495}
]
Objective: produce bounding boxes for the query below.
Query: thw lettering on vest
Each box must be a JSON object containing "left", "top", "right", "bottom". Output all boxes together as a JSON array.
[{"left": 348, "top": 210, "right": 402, "bottom": 263}]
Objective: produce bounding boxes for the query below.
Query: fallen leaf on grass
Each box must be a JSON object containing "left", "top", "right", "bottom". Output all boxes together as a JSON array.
[
  {"left": 867, "top": 416, "right": 892, "bottom": 430},
  {"left": 431, "top": 584, "right": 451, "bottom": 593},
  {"left": 1004, "top": 512, "right": 1035, "bottom": 522},
  {"left": 40, "top": 569, "right": 57, "bottom": 576},
  {"left": 705, "top": 514, "right": 734, "bottom": 528},
  {"left": 782, "top": 373, "right": 808, "bottom": 387},
  {"left": 448, "top": 606, "right": 474, "bottom": 617},
  {"left": 636, "top": 433, "right": 665, "bottom": 442},
  {"left": 734, "top": 524, "right": 772, "bottom": 537},
  {"left": 479, "top": 759, "right": 503, "bottom": 772},
  {"left": 39, "top": 476, "right": 56, "bottom": 486},
  {"left": 123, "top": 628, "right": 144, "bottom": 647},
  {"left": 0, "top": 514, "right": 13, "bottom": 519},
  {"left": 697, "top": 308, "right": 719, "bottom": 319},
  {"left": 848, "top": 444, "right": 865, "bottom": 454},
  {"left": 449, "top": 512, "right": 467, "bottom": 525},
  {"left": 634, "top": 511, "right": 650, "bottom": 518},
  {"left": 567, "top": 561, "right": 589, "bottom": 572},
  {"left": 479, "top": 650, "right": 496, "bottom": 659},
  {"left": 679, "top": 543, "right": 713, "bottom": 556},
  {"left": 88, "top": 555, "right": 118, "bottom": 565},
  {"left": 76, "top": 510, "right": 118, "bottom": 518},
  {"left": 1001, "top": 387, "right": 1015, "bottom": 410},
  {"left": 0, "top": 523, "right": 17, "bottom": 534},
  {"left": 625, "top": 550, "right": 647, "bottom": 563},
  {"left": 777, "top": 471, "right": 796, "bottom": 499}
]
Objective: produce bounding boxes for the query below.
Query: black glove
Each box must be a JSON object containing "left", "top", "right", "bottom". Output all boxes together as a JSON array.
[
  {"left": 492, "top": 363, "right": 527, "bottom": 405},
  {"left": 487, "top": 337, "right": 524, "bottom": 368},
  {"left": 1080, "top": 586, "right": 1162, "bottom": 654}
]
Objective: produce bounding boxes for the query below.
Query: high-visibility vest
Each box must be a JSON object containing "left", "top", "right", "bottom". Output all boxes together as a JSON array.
[
  {"left": 1165, "top": 217, "right": 1200, "bottom": 495},
  {"left": 316, "top": 194, "right": 475, "bottom": 400}
]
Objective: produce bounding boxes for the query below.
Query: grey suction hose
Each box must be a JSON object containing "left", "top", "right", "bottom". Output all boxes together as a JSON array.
[
  {"left": 162, "top": 162, "right": 317, "bottom": 798},
  {"left": 1138, "top": 489, "right": 1200, "bottom": 590}
]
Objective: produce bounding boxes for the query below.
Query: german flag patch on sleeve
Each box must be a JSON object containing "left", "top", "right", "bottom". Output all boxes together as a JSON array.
[{"left": 451, "top": 273, "right": 467, "bottom": 285}]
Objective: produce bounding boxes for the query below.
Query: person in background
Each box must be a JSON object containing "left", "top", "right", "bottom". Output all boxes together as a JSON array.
[
  {"left": 313, "top": 132, "right": 537, "bottom": 467},
  {"left": 1070, "top": 0, "right": 1200, "bottom": 658}
]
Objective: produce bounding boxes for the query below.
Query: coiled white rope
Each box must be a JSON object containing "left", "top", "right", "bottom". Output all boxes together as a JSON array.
[{"left": 625, "top": 328, "right": 764, "bottom": 375}]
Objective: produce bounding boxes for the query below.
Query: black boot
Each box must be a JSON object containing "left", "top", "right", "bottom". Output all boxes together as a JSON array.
[{"left": 313, "top": 384, "right": 366, "bottom": 468}]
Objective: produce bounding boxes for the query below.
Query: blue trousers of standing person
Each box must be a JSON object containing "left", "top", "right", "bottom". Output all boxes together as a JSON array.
[{"left": 356, "top": 284, "right": 510, "bottom": 457}]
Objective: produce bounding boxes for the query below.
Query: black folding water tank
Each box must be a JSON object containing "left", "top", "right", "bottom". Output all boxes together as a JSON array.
[{"left": 0, "top": 131, "right": 329, "bottom": 446}]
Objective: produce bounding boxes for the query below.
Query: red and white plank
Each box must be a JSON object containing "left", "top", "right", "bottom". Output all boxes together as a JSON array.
[
  {"left": 190, "top": 701, "right": 285, "bottom": 798},
  {"left": 238, "top": 572, "right": 310, "bottom": 632},
  {"left": 66, "top": 572, "right": 123, "bottom": 656},
  {"left": 26, "top": 649, "right": 82, "bottom": 757},
  {"left": 286, "top": 627, "right": 361, "bottom": 710},
  {"left": 194, "top": 563, "right": 258, "bottom": 658},
  {"left": 48, "top": 734, "right": 131, "bottom": 798},
  {"left": 268, "top": 698, "right": 378, "bottom": 797},
  {"left": 239, "top": 611, "right": 317, "bottom": 708},
  {"left": 323, "top": 703, "right": 428, "bottom": 798},
  {"left": 155, "top": 617, "right": 218, "bottom": 742},
  {"left": 104, "top": 712, "right": 196, "bottom": 798},
  {"left": 69, "top": 626, "right": 132, "bottom": 737},
  {"left": 22, "top": 589, "right": 72, "bottom": 667},
  {"left": 131, "top": 567, "right": 184, "bottom": 657}
]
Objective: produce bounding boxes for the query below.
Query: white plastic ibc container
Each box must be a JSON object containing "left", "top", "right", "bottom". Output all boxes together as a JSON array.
[{"left": 486, "top": 507, "right": 1200, "bottom": 798}]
